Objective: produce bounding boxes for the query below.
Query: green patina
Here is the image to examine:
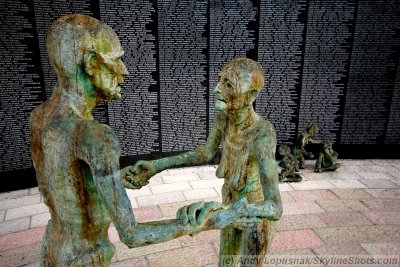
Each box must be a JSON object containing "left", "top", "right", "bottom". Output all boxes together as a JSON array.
[
  {"left": 132, "top": 58, "right": 283, "bottom": 267},
  {"left": 278, "top": 145, "right": 302, "bottom": 183},
  {"left": 30, "top": 14, "right": 271, "bottom": 267}
]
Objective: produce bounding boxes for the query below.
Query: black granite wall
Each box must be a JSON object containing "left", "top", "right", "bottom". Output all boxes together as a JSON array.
[{"left": 1, "top": 0, "right": 399, "bottom": 191}]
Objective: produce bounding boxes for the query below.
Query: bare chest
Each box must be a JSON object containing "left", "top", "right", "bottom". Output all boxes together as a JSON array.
[{"left": 216, "top": 131, "right": 259, "bottom": 192}]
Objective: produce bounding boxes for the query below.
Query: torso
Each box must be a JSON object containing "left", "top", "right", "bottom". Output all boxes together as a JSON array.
[
  {"left": 216, "top": 114, "right": 270, "bottom": 203},
  {"left": 30, "top": 97, "right": 113, "bottom": 264}
]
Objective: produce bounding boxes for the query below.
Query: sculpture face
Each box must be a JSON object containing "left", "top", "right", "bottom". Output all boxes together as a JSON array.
[
  {"left": 214, "top": 70, "right": 253, "bottom": 114},
  {"left": 307, "top": 124, "right": 319, "bottom": 137},
  {"left": 46, "top": 14, "right": 129, "bottom": 102},
  {"left": 87, "top": 48, "right": 128, "bottom": 101}
]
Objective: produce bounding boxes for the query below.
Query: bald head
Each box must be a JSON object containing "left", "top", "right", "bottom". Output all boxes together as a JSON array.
[
  {"left": 220, "top": 57, "right": 265, "bottom": 92},
  {"left": 47, "top": 14, "right": 122, "bottom": 82}
]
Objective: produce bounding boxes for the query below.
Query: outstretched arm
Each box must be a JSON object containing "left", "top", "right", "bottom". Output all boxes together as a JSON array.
[
  {"left": 76, "top": 122, "right": 239, "bottom": 248},
  {"left": 75, "top": 123, "right": 191, "bottom": 247},
  {"left": 178, "top": 122, "right": 283, "bottom": 229},
  {"left": 129, "top": 112, "right": 226, "bottom": 180}
]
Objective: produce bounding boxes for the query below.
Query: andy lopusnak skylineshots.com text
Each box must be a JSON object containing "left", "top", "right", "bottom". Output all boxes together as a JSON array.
[{"left": 220, "top": 255, "right": 399, "bottom": 267}]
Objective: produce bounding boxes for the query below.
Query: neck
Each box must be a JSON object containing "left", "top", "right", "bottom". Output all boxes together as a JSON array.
[
  {"left": 54, "top": 79, "right": 99, "bottom": 120},
  {"left": 228, "top": 105, "right": 257, "bottom": 131}
]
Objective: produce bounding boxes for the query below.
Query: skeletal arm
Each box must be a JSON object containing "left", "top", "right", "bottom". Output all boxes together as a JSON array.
[
  {"left": 76, "top": 122, "right": 196, "bottom": 248},
  {"left": 130, "top": 112, "right": 226, "bottom": 179}
]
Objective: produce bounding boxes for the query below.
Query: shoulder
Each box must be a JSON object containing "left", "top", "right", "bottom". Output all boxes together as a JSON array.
[
  {"left": 76, "top": 119, "right": 120, "bottom": 152},
  {"left": 252, "top": 116, "right": 277, "bottom": 159},
  {"left": 255, "top": 116, "right": 277, "bottom": 143}
]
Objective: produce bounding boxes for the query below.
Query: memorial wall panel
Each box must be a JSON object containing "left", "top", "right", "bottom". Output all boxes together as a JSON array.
[
  {"left": 340, "top": 1, "right": 400, "bottom": 144},
  {"left": 0, "top": 0, "right": 45, "bottom": 172},
  {"left": 100, "top": 0, "right": 160, "bottom": 156},
  {"left": 158, "top": 0, "right": 208, "bottom": 152},
  {"left": 256, "top": 0, "right": 307, "bottom": 144},
  {"left": 385, "top": 61, "right": 400, "bottom": 145},
  {"left": 298, "top": 0, "right": 356, "bottom": 144}
]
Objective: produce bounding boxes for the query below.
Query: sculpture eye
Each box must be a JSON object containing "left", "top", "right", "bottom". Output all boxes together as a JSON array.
[{"left": 224, "top": 79, "right": 233, "bottom": 88}]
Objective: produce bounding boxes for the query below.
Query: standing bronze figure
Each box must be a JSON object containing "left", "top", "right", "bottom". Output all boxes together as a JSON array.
[
  {"left": 133, "top": 58, "right": 282, "bottom": 267},
  {"left": 30, "top": 14, "right": 250, "bottom": 266}
]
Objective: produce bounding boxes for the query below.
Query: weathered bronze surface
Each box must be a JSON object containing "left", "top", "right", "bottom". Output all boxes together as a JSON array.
[
  {"left": 30, "top": 14, "right": 250, "bottom": 266},
  {"left": 278, "top": 145, "right": 302, "bottom": 183},
  {"left": 315, "top": 143, "right": 341, "bottom": 172},
  {"left": 293, "top": 123, "right": 325, "bottom": 169},
  {"left": 132, "top": 58, "right": 283, "bottom": 267}
]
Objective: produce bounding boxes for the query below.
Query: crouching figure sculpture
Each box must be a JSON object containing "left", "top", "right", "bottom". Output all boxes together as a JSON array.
[
  {"left": 278, "top": 145, "right": 302, "bottom": 183},
  {"left": 132, "top": 58, "right": 283, "bottom": 267},
  {"left": 30, "top": 14, "right": 253, "bottom": 266},
  {"left": 315, "top": 144, "right": 341, "bottom": 172}
]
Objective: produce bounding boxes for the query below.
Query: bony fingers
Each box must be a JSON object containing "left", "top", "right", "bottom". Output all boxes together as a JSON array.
[
  {"left": 122, "top": 180, "right": 134, "bottom": 190},
  {"left": 177, "top": 206, "right": 189, "bottom": 225},
  {"left": 197, "top": 201, "right": 222, "bottom": 224},
  {"left": 188, "top": 202, "right": 203, "bottom": 225},
  {"left": 207, "top": 201, "right": 222, "bottom": 210},
  {"left": 197, "top": 205, "right": 212, "bottom": 225}
]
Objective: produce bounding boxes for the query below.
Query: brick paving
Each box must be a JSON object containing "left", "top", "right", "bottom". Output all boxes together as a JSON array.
[{"left": 0, "top": 159, "right": 399, "bottom": 266}]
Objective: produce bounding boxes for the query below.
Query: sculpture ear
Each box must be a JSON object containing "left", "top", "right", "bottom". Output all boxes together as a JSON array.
[
  {"left": 246, "top": 89, "right": 259, "bottom": 104},
  {"left": 84, "top": 51, "right": 98, "bottom": 77}
]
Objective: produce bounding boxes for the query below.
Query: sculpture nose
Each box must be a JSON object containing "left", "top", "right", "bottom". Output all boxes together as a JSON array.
[
  {"left": 117, "top": 60, "right": 129, "bottom": 83},
  {"left": 214, "top": 83, "right": 221, "bottom": 95},
  {"left": 120, "top": 60, "right": 129, "bottom": 76}
]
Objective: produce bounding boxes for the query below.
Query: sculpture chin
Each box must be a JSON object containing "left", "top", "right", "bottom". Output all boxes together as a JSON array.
[
  {"left": 111, "top": 86, "right": 122, "bottom": 100},
  {"left": 100, "top": 86, "right": 121, "bottom": 101}
]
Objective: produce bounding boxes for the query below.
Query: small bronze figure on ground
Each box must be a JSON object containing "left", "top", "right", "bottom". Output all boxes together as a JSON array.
[
  {"left": 315, "top": 143, "right": 341, "bottom": 172},
  {"left": 132, "top": 58, "right": 283, "bottom": 267},
  {"left": 30, "top": 14, "right": 251, "bottom": 267},
  {"left": 293, "top": 123, "right": 325, "bottom": 169},
  {"left": 278, "top": 145, "right": 302, "bottom": 183}
]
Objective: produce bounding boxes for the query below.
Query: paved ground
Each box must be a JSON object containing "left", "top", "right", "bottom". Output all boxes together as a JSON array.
[{"left": 0, "top": 159, "right": 399, "bottom": 266}]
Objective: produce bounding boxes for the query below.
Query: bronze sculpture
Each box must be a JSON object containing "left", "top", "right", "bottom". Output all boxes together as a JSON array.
[
  {"left": 315, "top": 143, "right": 341, "bottom": 172},
  {"left": 132, "top": 58, "right": 283, "bottom": 267},
  {"left": 278, "top": 145, "right": 302, "bottom": 183},
  {"left": 30, "top": 14, "right": 251, "bottom": 266},
  {"left": 293, "top": 123, "right": 325, "bottom": 169}
]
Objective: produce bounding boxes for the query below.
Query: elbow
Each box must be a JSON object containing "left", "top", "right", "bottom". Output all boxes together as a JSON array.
[
  {"left": 118, "top": 227, "right": 143, "bottom": 249},
  {"left": 205, "top": 151, "right": 215, "bottom": 162},
  {"left": 120, "top": 233, "right": 137, "bottom": 248},
  {"left": 270, "top": 205, "right": 283, "bottom": 221},
  {"left": 120, "top": 228, "right": 160, "bottom": 249},
  {"left": 197, "top": 145, "right": 215, "bottom": 164},
  {"left": 120, "top": 235, "right": 147, "bottom": 249}
]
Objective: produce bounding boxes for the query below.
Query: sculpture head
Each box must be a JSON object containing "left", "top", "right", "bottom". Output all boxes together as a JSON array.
[
  {"left": 324, "top": 143, "right": 333, "bottom": 154},
  {"left": 46, "top": 14, "right": 128, "bottom": 101},
  {"left": 306, "top": 123, "right": 319, "bottom": 137},
  {"left": 214, "top": 58, "right": 264, "bottom": 115},
  {"left": 278, "top": 145, "right": 291, "bottom": 157}
]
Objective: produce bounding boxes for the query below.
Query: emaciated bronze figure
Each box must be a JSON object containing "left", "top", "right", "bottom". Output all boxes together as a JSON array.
[
  {"left": 278, "top": 145, "right": 302, "bottom": 183},
  {"left": 30, "top": 14, "right": 251, "bottom": 266},
  {"left": 132, "top": 58, "right": 283, "bottom": 267},
  {"left": 315, "top": 143, "right": 341, "bottom": 172},
  {"left": 293, "top": 123, "right": 325, "bottom": 169}
]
